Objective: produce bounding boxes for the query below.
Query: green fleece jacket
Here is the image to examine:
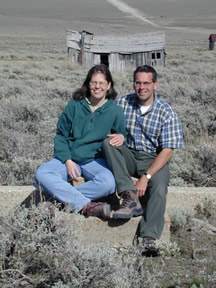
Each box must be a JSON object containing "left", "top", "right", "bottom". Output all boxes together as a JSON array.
[{"left": 54, "top": 98, "right": 127, "bottom": 164}]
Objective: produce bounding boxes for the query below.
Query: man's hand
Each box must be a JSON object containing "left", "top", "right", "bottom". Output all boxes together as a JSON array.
[
  {"left": 65, "top": 160, "right": 80, "bottom": 181},
  {"left": 107, "top": 134, "right": 125, "bottom": 146},
  {"left": 135, "top": 175, "right": 149, "bottom": 197},
  {"left": 135, "top": 148, "right": 173, "bottom": 197}
]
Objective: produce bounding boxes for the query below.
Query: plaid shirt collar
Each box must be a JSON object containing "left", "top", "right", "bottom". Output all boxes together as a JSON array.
[
  {"left": 127, "top": 93, "right": 157, "bottom": 114},
  {"left": 116, "top": 93, "right": 183, "bottom": 153}
]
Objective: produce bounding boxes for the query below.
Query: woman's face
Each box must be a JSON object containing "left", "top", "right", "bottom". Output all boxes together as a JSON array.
[{"left": 89, "top": 72, "right": 111, "bottom": 101}]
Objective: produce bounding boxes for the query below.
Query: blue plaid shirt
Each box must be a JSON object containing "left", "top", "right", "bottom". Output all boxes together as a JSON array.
[{"left": 115, "top": 93, "right": 183, "bottom": 153}]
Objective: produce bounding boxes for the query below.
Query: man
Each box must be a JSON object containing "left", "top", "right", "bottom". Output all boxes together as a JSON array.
[{"left": 102, "top": 65, "right": 183, "bottom": 256}]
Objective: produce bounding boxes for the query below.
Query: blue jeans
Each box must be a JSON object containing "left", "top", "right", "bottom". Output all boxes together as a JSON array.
[{"left": 34, "top": 158, "right": 115, "bottom": 212}]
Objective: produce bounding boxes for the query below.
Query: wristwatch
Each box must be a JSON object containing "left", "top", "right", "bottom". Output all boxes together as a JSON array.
[{"left": 144, "top": 172, "right": 152, "bottom": 180}]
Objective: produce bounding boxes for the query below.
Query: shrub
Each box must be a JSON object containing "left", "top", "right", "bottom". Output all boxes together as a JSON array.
[
  {"left": 0, "top": 206, "right": 162, "bottom": 287},
  {"left": 170, "top": 209, "right": 189, "bottom": 231},
  {"left": 0, "top": 158, "right": 43, "bottom": 185},
  {"left": 170, "top": 140, "right": 216, "bottom": 187},
  {"left": 194, "top": 198, "right": 216, "bottom": 218}
]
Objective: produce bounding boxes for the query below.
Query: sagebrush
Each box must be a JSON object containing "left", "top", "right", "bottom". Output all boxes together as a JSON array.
[{"left": 1, "top": 201, "right": 216, "bottom": 287}]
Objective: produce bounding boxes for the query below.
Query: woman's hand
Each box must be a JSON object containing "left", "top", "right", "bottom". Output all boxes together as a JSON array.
[
  {"left": 65, "top": 160, "right": 80, "bottom": 181},
  {"left": 107, "top": 134, "right": 125, "bottom": 147}
]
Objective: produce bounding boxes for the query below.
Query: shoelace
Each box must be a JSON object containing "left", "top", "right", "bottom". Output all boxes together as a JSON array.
[{"left": 121, "top": 192, "right": 132, "bottom": 208}]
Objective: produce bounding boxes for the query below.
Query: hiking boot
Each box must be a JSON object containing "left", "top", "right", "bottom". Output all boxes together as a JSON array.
[
  {"left": 141, "top": 236, "right": 160, "bottom": 257},
  {"left": 82, "top": 202, "right": 111, "bottom": 219},
  {"left": 112, "top": 190, "right": 143, "bottom": 219}
]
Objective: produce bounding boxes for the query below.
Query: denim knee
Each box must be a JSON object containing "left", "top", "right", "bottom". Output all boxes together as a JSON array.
[
  {"left": 106, "top": 176, "right": 116, "bottom": 194},
  {"left": 95, "top": 172, "right": 116, "bottom": 194},
  {"left": 34, "top": 165, "right": 45, "bottom": 186},
  {"left": 104, "top": 174, "right": 116, "bottom": 193}
]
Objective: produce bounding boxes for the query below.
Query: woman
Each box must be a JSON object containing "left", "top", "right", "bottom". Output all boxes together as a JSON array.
[{"left": 34, "top": 64, "right": 127, "bottom": 219}]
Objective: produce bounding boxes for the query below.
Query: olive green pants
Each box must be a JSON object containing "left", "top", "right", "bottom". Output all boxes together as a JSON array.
[{"left": 102, "top": 138, "right": 170, "bottom": 239}]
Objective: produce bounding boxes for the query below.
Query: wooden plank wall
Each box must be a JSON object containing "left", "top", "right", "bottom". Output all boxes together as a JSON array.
[{"left": 68, "top": 49, "right": 165, "bottom": 69}]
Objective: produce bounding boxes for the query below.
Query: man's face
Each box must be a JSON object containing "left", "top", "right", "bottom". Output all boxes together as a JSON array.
[{"left": 134, "top": 72, "right": 158, "bottom": 106}]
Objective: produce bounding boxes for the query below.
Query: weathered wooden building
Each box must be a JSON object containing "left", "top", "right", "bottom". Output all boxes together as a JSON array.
[
  {"left": 209, "top": 34, "right": 216, "bottom": 51},
  {"left": 66, "top": 30, "right": 165, "bottom": 71}
]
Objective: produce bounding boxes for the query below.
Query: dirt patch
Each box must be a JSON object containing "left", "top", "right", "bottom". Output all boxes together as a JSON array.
[{"left": 162, "top": 217, "right": 216, "bottom": 287}]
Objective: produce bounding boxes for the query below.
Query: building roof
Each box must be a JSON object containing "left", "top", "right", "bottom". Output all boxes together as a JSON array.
[{"left": 67, "top": 30, "right": 165, "bottom": 54}]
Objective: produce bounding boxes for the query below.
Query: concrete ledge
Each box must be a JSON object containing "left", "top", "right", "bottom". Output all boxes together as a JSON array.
[
  {"left": 0, "top": 185, "right": 171, "bottom": 246},
  {"left": 55, "top": 212, "right": 170, "bottom": 247},
  {"left": 1, "top": 186, "right": 215, "bottom": 216},
  {"left": 0, "top": 185, "right": 215, "bottom": 247},
  {"left": 57, "top": 213, "right": 143, "bottom": 247},
  {"left": 166, "top": 186, "right": 216, "bottom": 215}
]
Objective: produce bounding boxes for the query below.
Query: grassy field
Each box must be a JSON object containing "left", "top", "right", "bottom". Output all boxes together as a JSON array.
[
  {"left": 1, "top": 3, "right": 216, "bottom": 185},
  {"left": 0, "top": 29, "right": 215, "bottom": 186}
]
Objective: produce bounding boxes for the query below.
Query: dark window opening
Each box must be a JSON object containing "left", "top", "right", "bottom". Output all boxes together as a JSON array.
[
  {"left": 152, "top": 53, "right": 155, "bottom": 59},
  {"left": 157, "top": 52, "right": 161, "bottom": 59},
  {"left": 101, "top": 54, "right": 109, "bottom": 67}
]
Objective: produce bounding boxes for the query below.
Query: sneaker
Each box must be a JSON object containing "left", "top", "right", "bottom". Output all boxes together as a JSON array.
[
  {"left": 141, "top": 236, "right": 160, "bottom": 257},
  {"left": 82, "top": 202, "right": 111, "bottom": 219},
  {"left": 112, "top": 190, "right": 143, "bottom": 219}
]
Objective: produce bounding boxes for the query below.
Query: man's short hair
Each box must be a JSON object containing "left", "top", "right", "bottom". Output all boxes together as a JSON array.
[{"left": 133, "top": 65, "right": 157, "bottom": 83}]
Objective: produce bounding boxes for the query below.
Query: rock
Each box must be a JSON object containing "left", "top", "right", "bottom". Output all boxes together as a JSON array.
[{"left": 189, "top": 217, "right": 216, "bottom": 236}]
